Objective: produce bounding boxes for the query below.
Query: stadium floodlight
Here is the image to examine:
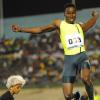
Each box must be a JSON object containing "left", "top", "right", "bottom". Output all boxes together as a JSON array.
[{"left": 0, "top": 0, "right": 4, "bottom": 39}]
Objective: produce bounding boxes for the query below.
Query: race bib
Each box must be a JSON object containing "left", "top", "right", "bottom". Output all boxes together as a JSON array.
[{"left": 65, "top": 33, "right": 84, "bottom": 49}]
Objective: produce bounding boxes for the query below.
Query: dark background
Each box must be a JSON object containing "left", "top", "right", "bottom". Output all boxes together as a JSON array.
[{"left": 3, "top": 0, "right": 100, "bottom": 18}]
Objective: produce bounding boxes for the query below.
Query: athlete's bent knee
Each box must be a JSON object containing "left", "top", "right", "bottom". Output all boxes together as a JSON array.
[{"left": 82, "top": 77, "right": 92, "bottom": 85}]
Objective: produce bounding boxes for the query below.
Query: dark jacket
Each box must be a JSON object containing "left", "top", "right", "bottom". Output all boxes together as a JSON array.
[{"left": 0, "top": 91, "right": 14, "bottom": 100}]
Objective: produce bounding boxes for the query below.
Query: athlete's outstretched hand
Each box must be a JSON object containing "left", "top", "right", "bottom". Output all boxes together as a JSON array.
[
  {"left": 91, "top": 10, "right": 99, "bottom": 18},
  {"left": 12, "top": 25, "right": 21, "bottom": 32}
]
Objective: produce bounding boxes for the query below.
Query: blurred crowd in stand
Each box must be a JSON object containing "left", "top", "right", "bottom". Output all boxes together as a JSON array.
[{"left": 0, "top": 29, "right": 100, "bottom": 87}]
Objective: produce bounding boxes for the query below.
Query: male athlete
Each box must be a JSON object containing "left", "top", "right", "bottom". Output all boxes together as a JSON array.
[{"left": 12, "top": 3, "right": 98, "bottom": 100}]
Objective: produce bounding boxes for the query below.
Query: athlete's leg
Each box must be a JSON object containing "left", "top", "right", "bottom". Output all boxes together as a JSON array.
[
  {"left": 81, "top": 68, "right": 94, "bottom": 100},
  {"left": 63, "top": 83, "right": 80, "bottom": 100},
  {"left": 63, "top": 83, "right": 73, "bottom": 100},
  {"left": 62, "top": 55, "right": 78, "bottom": 100},
  {"left": 62, "top": 76, "right": 77, "bottom": 100}
]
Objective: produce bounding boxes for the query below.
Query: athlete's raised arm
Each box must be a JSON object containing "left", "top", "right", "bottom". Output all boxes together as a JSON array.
[
  {"left": 11, "top": 19, "right": 61, "bottom": 34},
  {"left": 80, "top": 10, "right": 99, "bottom": 32}
]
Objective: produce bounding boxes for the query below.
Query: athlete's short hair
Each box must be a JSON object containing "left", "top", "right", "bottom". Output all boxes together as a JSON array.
[
  {"left": 6, "top": 75, "right": 26, "bottom": 89},
  {"left": 64, "top": 3, "right": 76, "bottom": 11}
]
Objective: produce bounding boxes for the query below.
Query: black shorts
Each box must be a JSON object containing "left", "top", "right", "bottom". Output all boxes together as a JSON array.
[{"left": 62, "top": 52, "right": 91, "bottom": 83}]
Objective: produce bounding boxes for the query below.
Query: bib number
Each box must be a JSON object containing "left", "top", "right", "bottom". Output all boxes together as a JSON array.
[{"left": 65, "top": 33, "right": 84, "bottom": 48}]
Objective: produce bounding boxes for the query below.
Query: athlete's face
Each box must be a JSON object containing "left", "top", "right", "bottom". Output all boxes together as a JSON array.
[
  {"left": 10, "top": 84, "right": 22, "bottom": 94},
  {"left": 64, "top": 6, "right": 76, "bottom": 24}
]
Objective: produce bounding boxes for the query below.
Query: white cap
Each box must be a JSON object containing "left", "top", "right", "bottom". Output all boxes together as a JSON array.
[{"left": 6, "top": 75, "right": 26, "bottom": 89}]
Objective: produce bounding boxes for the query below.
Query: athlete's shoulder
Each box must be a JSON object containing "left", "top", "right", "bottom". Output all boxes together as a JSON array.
[
  {"left": 52, "top": 19, "right": 62, "bottom": 27},
  {"left": 75, "top": 21, "right": 85, "bottom": 28}
]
